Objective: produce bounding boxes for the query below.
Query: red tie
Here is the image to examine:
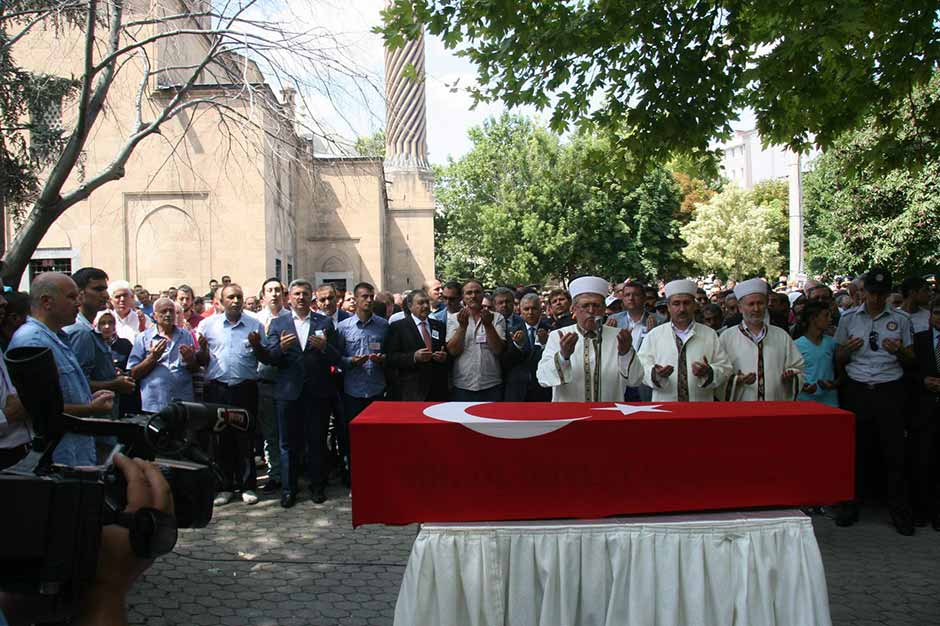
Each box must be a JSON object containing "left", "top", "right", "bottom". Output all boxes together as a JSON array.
[{"left": 420, "top": 320, "right": 433, "bottom": 351}]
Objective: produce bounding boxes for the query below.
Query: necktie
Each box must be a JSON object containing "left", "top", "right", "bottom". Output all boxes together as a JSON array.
[
  {"left": 529, "top": 326, "right": 536, "bottom": 347},
  {"left": 674, "top": 334, "right": 689, "bottom": 402},
  {"left": 935, "top": 333, "right": 940, "bottom": 373},
  {"left": 420, "top": 320, "right": 433, "bottom": 351}
]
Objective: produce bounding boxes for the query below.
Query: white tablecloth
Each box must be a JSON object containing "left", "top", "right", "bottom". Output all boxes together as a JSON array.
[{"left": 394, "top": 510, "right": 831, "bottom": 626}]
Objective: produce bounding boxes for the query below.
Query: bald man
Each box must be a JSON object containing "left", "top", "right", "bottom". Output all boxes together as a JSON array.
[{"left": 9, "top": 273, "right": 114, "bottom": 465}]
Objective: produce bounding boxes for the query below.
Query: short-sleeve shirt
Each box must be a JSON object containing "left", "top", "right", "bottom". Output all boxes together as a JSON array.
[
  {"left": 196, "top": 314, "right": 265, "bottom": 384},
  {"left": 795, "top": 335, "right": 838, "bottom": 407},
  {"left": 834, "top": 305, "right": 913, "bottom": 384},
  {"left": 447, "top": 312, "right": 506, "bottom": 391},
  {"left": 127, "top": 326, "right": 196, "bottom": 411}
]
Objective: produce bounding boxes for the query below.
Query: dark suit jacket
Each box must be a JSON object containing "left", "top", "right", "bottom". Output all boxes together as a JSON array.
[
  {"left": 504, "top": 319, "right": 552, "bottom": 402},
  {"left": 267, "top": 313, "right": 341, "bottom": 401},
  {"left": 385, "top": 316, "right": 449, "bottom": 401},
  {"left": 913, "top": 329, "right": 940, "bottom": 421}
]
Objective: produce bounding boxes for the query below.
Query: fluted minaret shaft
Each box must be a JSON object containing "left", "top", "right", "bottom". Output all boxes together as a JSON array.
[{"left": 384, "top": 22, "right": 429, "bottom": 169}]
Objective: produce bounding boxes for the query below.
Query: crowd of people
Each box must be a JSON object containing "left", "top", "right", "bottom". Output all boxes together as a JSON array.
[{"left": 0, "top": 265, "right": 937, "bottom": 537}]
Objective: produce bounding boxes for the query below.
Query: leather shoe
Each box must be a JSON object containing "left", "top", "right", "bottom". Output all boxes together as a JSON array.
[
  {"left": 280, "top": 493, "right": 296, "bottom": 508},
  {"left": 311, "top": 486, "right": 327, "bottom": 504},
  {"left": 261, "top": 480, "right": 281, "bottom": 494},
  {"left": 890, "top": 508, "right": 915, "bottom": 536}
]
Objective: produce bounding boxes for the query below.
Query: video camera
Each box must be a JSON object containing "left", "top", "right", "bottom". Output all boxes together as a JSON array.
[{"left": 0, "top": 346, "right": 252, "bottom": 602}]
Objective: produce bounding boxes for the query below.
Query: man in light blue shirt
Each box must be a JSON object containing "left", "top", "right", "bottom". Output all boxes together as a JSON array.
[
  {"left": 127, "top": 298, "right": 197, "bottom": 411},
  {"left": 336, "top": 282, "right": 388, "bottom": 477},
  {"left": 8, "top": 273, "right": 114, "bottom": 466},
  {"left": 64, "top": 268, "right": 136, "bottom": 418},
  {"left": 196, "top": 283, "right": 270, "bottom": 506}
]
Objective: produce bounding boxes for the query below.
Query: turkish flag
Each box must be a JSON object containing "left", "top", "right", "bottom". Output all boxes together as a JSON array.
[{"left": 350, "top": 401, "right": 854, "bottom": 526}]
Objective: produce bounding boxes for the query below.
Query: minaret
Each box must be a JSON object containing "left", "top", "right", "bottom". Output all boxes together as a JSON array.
[
  {"left": 384, "top": 13, "right": 429, "bottom": 169},
  {"left": 382, "top": 6, "right": 435, "bottom": 291}
]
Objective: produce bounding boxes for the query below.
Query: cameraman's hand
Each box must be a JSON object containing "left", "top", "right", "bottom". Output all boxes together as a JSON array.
[
  {"left": 77, "top": 454, "right": 173, "bottom": 626},
  {"left": 76, "top": 453, "right": 174, "bottom": 625}
]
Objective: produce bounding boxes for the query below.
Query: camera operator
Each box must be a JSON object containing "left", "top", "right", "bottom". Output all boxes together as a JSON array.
[
  {"left": 0, "top": 284, "right": 30, "bottom": 470},
  {"left": 7, "top": 273, "right": 114, "bottom": 466},
  {"left": 0, "top": 453, "right": 174, "bottom": 625}
]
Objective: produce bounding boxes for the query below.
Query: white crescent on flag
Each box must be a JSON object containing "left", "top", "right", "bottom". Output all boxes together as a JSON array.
[{"left": 422, "top": 402, "right": 591, "bottom": 439}]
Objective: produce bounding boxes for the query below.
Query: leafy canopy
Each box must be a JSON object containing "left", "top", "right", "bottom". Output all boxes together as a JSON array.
[
  {"left": 434, "top": 113, "right": 684, "bottom": 285},
  {"left": 381, "top": 1, "right": 940, "bottom": 172},
  {"left": 803, "top": 78, "right": 940, "bottom": 278},
  {"left": 681, "top": 185, "right": 786, "bottom": 280}
]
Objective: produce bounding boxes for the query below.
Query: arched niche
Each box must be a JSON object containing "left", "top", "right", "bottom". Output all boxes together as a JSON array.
[{"left": 135, "top": 205, "right": 202, "bottom": 288}]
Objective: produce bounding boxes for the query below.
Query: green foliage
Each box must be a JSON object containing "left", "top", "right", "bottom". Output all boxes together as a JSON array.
[
  {"left": 353, "top": 129, "right": 386, "bottom": 158},
  {"left": 803, "top": 124, "right": 940, "bottom": 278},
  {"left": 0, "top": 5, "right": 82, "bottom": 220},
  {"left": 681, "top": 186, "right": 785, "bottom": 280},
  {"left": 434, "top": 114, "right": 684, "bottom": 285},
  {"left": 381, "top": 1, "right": 940, "bottom": 173}
]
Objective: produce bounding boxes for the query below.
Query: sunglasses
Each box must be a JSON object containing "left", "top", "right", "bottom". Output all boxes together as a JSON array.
[{"left": 869, "top": 330, "right": 879, "bottom": 351}]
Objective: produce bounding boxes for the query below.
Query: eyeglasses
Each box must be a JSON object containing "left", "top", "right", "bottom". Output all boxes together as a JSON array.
[{"left": 869, "top": 330, "right": 879, "bottom": 351}]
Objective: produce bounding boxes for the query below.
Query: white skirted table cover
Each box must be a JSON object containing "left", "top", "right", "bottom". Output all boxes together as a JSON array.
[{"left": 394, "top": 510, "right": 831, "bottom": 626}]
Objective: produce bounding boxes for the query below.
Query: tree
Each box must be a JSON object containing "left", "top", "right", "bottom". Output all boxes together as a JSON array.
[
  {"left": 803, "top": 133, "right": 940, "bottom": 278},
  {"left": 434, "top": 113, "right": 684, "bottom": 285},
  {"left": 354, "top": 129, "right": 386, "bottom": 158},
  {"left": 682, "top": 186, "right": 785, "bottom": 280},
  {"left": 0, "top": 1, "right": 376, "bottom": 284},
  {"left": 381, "top": 1, "right": 940, "bottom": 173}
]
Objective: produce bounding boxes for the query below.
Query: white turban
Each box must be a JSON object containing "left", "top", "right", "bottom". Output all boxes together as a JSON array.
[
  {"left": 787, "top": 291, "right": 805, "bottom": 307},
  {"left": 569, "top": 276, "right": 609, "bottom": 300},
  {"left": 664, "top": 279, "right": 697, "bottom": 299},
  {"left": 733, "top": 277, "right": 768, "bottom": 301}
]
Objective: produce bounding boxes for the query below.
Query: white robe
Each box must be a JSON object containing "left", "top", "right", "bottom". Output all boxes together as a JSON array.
[
  {"left": 719, "top": 324, "right": 805, "bottom": 401},
  {"left": 537, "top": 324, "right": 644, "bottom": 402},
  {"left": 636, "top": 322, "right": 732, "bottom": 402}
]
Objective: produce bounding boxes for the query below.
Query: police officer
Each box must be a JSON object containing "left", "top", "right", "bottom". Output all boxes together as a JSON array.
[{"left": 834, "top": 267, "right": 916, "bottom": 534}]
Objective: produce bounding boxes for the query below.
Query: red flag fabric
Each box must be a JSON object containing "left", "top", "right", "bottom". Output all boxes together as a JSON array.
[{"left": 350, "top": 401, "right": 854, "bottom": 527}]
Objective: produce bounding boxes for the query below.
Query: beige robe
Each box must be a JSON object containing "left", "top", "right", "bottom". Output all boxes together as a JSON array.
[
  {"left": 537, "top": 324, "right": 644, "bottom": 402},
  {"left": 636, "top": 322, "right": 732, "bottom": 402},
  {"left": 719, "top": 324, "right": 805, "bottom": 401}
]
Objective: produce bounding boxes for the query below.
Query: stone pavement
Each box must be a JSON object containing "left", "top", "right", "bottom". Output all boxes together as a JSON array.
[{"left": 129, "top": 488, "right": 940, "bottom": 626}]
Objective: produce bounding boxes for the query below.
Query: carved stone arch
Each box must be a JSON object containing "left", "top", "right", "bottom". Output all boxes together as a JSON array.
[
  {"left": 321, "top": 255, "right": 347, "bottom": 273},
  {"left": 135, "top": 205, "right": 202, "bottom": 288}
]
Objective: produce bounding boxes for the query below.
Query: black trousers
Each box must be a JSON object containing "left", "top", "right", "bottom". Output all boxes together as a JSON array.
[
  {"left": 0, "top": 443, "right": 30, "bottom": 470},
  {"left": 910, "top": 399, "right": 940, "bottom": 516},
  {"left": 841, "top": 379, "right": 908, "bottom": 510},
  {"left": 342, "top": 392, "right": 384, "bottom": 475},
  {"left": 204, "top": 380, "right": 259, "bottom": 492}
]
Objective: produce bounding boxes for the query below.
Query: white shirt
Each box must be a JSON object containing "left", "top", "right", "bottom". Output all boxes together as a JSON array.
[
  {"left": 256, "top": 306, "right": 290, "bottom": 331},
  {"left": 447, "top": 312, "right": 506, "bottom": 391},
  {"left": 114, "top": 307, "right": 152, "bottom": 341},
  {"left": 293, "top": 310, "right": 313, "bottom": 350},
  {"left": 389, "top": 310, "right": 407, "bottom": 323}
]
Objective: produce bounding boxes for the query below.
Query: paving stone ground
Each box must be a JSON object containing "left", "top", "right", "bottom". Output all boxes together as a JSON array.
[{"left": 129, "top": 484, "right": 940, "bottom": 626}]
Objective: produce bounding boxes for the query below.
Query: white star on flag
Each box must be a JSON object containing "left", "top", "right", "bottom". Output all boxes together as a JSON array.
[{"left": 592, "top": 403, "right": 671, "bottom": 416}]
